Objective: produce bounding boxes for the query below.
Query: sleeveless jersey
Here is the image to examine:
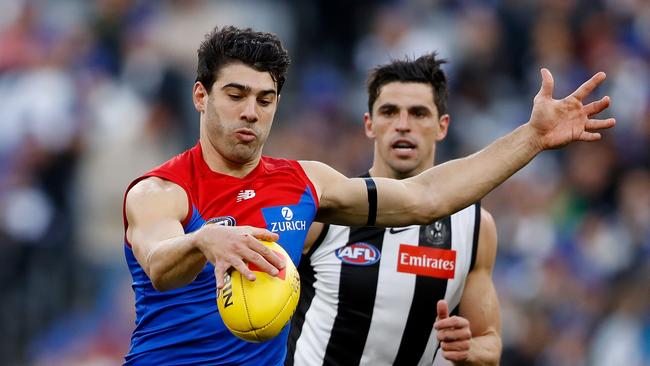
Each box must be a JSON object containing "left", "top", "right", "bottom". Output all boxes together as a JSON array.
[
  {"left": 287, "top": 203, "right": 480, "bottom": 366},
  {"left": 122, "top": 143, "right": 318, "bottom": 365}
]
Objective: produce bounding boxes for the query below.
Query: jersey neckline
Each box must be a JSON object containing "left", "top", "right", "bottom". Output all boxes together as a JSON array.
[{"left": 192, "top": 141, "right": 267, "bottom": 182}]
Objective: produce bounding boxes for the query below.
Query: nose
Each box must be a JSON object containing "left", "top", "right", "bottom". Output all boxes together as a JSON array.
[
  {"left": 394, "top": 110, "right": 410, "bottom": 132},
  {"left": 240, "top": 98, "right": 259, "bottom": 123}
]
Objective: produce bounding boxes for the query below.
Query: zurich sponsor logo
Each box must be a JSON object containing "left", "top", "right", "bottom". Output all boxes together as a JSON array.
[
  {"left": 281, "top": 207, "right": 293, "bottom": 220},
  {"left": 335, "top": 243, "right": 381, "bottom": 266}
]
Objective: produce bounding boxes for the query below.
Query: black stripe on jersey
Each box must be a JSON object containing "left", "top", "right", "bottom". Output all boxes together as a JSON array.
[
  {"left": 470, "top": 202, "right": 481, "bottom": 272},
  {"left": 393, "top": 216, "right": 453, "bottom": 365},
  {"left": 323, "top": 226, "right": 385, "bottom": 365}
]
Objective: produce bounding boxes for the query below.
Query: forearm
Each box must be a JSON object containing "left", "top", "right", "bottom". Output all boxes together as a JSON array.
[
  {"left": 457, "top": 332, "right": 502, "bottom": 366},
  {"left": 413, "top": 123, "right": 540, "bottom": 219},
  {"left": 146, "top": 232, "right": 208, "bottom": 291}
]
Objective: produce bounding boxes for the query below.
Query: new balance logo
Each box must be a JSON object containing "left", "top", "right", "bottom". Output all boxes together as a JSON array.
[{"left": 236, "top": 190, "right": 256, "bottom": 202}]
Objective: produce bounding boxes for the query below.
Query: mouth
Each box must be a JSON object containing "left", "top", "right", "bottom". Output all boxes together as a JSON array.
[
  {"left": 235, "top": 128, "right": 257, "bottom": 143},
  {"left": 391, "top": 139, "right": 417, "bottom": 152}
]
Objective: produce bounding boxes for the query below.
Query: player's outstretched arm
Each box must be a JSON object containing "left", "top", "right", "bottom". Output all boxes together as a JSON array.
[
  {"left": 125, "top": 177, "right": 283, "bottom": 291},
  {"left": 304, "top": 70, "right": 615, "bottom": 227},
  {"left": 434, "top": 209, "right": 501, "bottom": 365}
]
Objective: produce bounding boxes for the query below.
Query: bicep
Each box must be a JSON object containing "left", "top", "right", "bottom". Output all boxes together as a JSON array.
[
  {"left": 459, "top": 209, "right": 500, "bottom": 337},
  {"left": 125, "top": 178, "right": 189, "bottom": 270},
  {"left": 300, "top": 160, "right": 369, "bottom": 225},
  {"left": 300, "top": 161, "right": 427, "bottom": 227}
]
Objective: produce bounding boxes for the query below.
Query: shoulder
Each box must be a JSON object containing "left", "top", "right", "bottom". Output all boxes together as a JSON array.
[
  {"left": 298, "top": 160, "right": 338, "bottom": 175},
  {"left": 298, "top": 160, "right": 340, "bottom": 198},
  {"left": 128, "top": 176, "right": 185, "bottom": 197},
  {"left": 126, "top": 177, "right": 188, "bottom": 223},
  {"left": 298, "top": 160, "right": 349, "bottom": 187}
]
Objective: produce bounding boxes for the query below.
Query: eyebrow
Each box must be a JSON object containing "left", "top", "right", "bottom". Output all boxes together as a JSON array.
[
  {"left": 377, "top": 103, "right": 398, "bottom": 111},
  {"left": 222, "top": 83, "right": 277, "bottom": 96},
  {"left": 377, "top": 103, "right": 431, "bottom": 112},
  {"left": 408, "top": 105, "right": 431, "bottom": 114}
]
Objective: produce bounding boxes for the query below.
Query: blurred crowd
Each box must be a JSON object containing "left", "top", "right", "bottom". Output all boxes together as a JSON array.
[{"left": 0, "top": 0, "right": 648, "bottom": 365}]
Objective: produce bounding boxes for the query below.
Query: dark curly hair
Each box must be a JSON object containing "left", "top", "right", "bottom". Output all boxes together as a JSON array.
[
  {"left": 367, "top": 53, "right": 448, "bottom": 116},
  {"left": 196, "top": 26, "right": 291, "bottom": 94}
]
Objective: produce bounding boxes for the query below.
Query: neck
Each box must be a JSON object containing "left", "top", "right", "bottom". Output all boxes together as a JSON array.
[{"left": 199, "top": 137, "right": 261, "bottom": 178}]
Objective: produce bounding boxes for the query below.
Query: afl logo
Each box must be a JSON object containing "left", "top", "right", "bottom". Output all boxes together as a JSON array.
[
  {"left": 281, "top": 207, "right": 293, "bottom": 220},
  {"left": 335, "top": 243, "right": 381, "bottom": 266}
]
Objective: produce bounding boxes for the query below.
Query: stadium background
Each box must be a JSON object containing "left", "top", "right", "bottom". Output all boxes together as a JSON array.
[{"left": 0, "top": 0, "right": 648, "bottom": 365}]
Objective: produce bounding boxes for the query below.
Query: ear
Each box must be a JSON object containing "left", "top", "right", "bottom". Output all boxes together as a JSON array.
[
  {"left": 435, "top": 114, "right": 450, "bottom": 141},
  {"left": 193, "top": 82, "right": 209, "bottom": 112},
  {"left": 364, "top": 112, "right": 375, "bottom": 139}
]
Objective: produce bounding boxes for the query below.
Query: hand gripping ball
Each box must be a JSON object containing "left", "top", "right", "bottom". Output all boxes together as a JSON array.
[{"left": 217, "top": 241, "right": 300, "bottom": 342}]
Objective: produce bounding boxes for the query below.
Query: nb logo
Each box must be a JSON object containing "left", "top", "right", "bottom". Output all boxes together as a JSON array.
[{"left": 236, "top": 190, "right": 256, "bottom": 202}]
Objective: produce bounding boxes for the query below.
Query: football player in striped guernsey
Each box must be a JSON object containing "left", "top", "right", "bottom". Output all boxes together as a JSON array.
[
  {"left": 287, "top": 54, "right": 502, "bottom": 366},
  {"left": 123, "top": 26, "right": 614, "bottom": 365}
]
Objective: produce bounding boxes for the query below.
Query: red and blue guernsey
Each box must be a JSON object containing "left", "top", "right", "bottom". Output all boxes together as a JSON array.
[{"left": 122, "top": 143, "right": 319, "bottom": 365}]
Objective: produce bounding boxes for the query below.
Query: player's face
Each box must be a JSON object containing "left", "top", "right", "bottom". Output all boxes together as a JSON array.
[
  {"left": 365, "top": 82, "right": 449, "bottom": 178},
  {"left": 195, "top": 62, "right": 279, "bottom": 164}
]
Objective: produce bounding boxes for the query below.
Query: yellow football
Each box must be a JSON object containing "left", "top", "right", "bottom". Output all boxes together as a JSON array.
[{"left": 217, "top": 241, "right": 300, "bottom": 342}]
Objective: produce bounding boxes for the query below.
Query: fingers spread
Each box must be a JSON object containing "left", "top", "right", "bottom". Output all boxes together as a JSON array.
[
  {"left": 586, "top": 117, "right": 616, "bottom": 132},
  {"left": 584, "top": 96, "right": 610, "bottom": 116},
  {"left": 570, "top": 72, "right": 606, "bottom": 101},
  {"left": 214, "top": 266, "right": 226, "bottom": 289},
  {"left": 246, "top": 235, "right": 286, "bottom": 271},
  {"left": 578, "top": 131, "right": 602, "bottom": 142},
  {"left": 249, "top": 227, "right": 280, "bottom": 242},
  {"left": 242, "top": 246, "right": 280, "bottom": 276},
  {"left": 536, "top": 68, "right": 554, "bottom": 100},
  {"left": 231, "top": 257, "right": 257, "bottom": 281}
]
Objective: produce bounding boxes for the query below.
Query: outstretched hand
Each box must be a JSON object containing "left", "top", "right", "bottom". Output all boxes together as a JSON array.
[{"left": 529, "top": 68, "right": 615, "bottom": 150}]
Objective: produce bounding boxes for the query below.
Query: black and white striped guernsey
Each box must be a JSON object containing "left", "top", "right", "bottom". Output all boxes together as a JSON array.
[{"left": 286, "top": 203, "right": 480, "bottom": 366}]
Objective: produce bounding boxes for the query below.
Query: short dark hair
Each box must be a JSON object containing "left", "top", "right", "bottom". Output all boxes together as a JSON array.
[
  {"left": 196, "top": 26, "right": 291, "bottom": 94},
  {"left": 367, "top": 53, "right": 448, "bottom": 115}
]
